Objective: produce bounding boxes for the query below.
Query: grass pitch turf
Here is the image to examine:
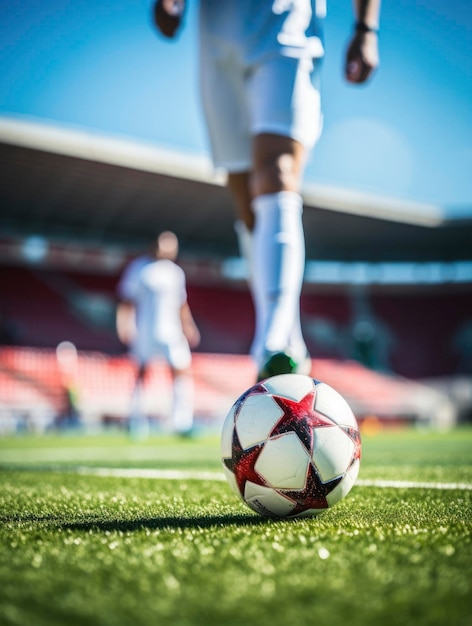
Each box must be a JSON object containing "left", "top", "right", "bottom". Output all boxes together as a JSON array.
[{"left": 0, "top": 428, "right": 471, "bottom": 626}]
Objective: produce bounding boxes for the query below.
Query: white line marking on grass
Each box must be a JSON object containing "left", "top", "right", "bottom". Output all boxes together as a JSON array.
[
  {"left": 76, "top": 467, "right": 227, "bottom": 481},
  {"left": 75, "top": 467, "right": 472, "bottom": 490},
  {"left": 356, "top": 479, "right": 472, "bottom": 491}
]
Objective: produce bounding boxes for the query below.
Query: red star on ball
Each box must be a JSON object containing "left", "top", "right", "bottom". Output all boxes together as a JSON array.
[
  {"left": 270, "top": 388, "right": 336, "bottom": 455},
  {"left": 223, "top": 428, "right": 267, "bottom": 494},
  {"left": 277, "top": 463, "right": 343, "bottom": 516}
]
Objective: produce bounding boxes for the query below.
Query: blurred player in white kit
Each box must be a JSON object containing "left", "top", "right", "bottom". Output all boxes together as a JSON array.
[
  {"left": 153, "top": 0, "right": 380, "bottom": 381},
  {"left": 116, "top": 231, "right": 200, "bottom": 437}
]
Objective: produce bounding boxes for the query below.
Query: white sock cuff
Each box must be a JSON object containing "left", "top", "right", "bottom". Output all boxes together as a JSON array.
[{"left": 252, "top": 191, "right": 303, "bottom": 215}]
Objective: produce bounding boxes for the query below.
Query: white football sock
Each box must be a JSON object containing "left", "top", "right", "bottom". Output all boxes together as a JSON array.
[
  {"left": 130, "top": 383, "right": 142, "bottom": 419},
  {"left": 235, "top": 218, "right": 307, "bottom": 365},
  {"left": 234, "top": 220, "right": 255, "bottom": 284},
  {"left": 234, "top": 220, "right": 267, "bottom": 363},
  {"left": 129, "top": 382, "right": 149, "bottom": 439},
  {"left": 171, "top": 373, "right": 194, "bottom": 433},
  {"left": 251, "top": 191, "right": 307, "bottom": 365}
]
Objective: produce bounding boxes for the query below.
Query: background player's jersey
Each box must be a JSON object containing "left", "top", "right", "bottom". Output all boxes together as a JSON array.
[
  {"left": 136, "top": 260, "right": 187, "bottom": 344},
  {"left": 117, "top": 255, "right": 152, "bottom": 303},
  {"left": 199, "top": 0, "right": 326, "bottom": 63},
  {"left": 118, "top": 258, "right": 187, "bottom": 344}
]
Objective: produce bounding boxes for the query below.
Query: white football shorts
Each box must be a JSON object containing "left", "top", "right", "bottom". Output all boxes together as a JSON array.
[
  {"left": 199, "top": 2, "right": 324, "bottom": 172},
  {"left": 132, "top": 336, "right": 192, "bottom": 371}
]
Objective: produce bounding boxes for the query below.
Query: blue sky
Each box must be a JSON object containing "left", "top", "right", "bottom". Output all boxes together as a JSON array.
[{"left": 1, "top": 0, "right": 471, "bottom": 211}]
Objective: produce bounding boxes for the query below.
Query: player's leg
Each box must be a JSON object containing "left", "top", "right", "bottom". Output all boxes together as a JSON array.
[
  {"left": 166, "top": 340, "right": 194, "bottom": 436},
  {"left": 199, "top": 26, "right": 319, "bottom": 378},
  {"left": 229, "top": 142, "right": 310, "bottom": 378},
  {"left": 129, "top": 361, "right": 150, "bottom": 439},
  {"left": 229, "top": 171, "right": 270, "bottom": 372},
  {"left": 200, "top": 47, "right": 271, "bottom": 375},
  {"left": 250, "top": 134, "right": 309, "bottom": 378},
  {"left": 227, "top": 172, "right": 253, "bottom": 230},
  {"left": 170, "top": 368, "right": 194, "bottom": 435},
  {"left": 231, "top": 162, "right": 307, "bottom": 378},
  {"left": 247, "top": 54, "right": 322, "bottom": 379}
]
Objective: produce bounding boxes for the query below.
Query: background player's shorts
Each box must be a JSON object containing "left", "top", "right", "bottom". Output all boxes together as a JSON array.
[
  {"left": 132, "top": 336, "right": 192, "bottom": 371},
  {"left": 200, "top": 48, "right": 323, "bottom": 173}
]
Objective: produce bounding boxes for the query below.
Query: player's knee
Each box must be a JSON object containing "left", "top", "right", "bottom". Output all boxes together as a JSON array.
[{"left": 252, "top": 154, "right": 300, "bottom": 196}]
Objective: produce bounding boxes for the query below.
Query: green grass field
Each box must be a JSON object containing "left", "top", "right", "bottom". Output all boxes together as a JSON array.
[{"left": 1, "top": 428, "right": 471, "bottom": 626}]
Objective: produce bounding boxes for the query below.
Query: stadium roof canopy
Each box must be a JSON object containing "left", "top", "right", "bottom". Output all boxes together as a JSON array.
[{"left": 1, "top": 116, "right": 471, "bottom": 262}]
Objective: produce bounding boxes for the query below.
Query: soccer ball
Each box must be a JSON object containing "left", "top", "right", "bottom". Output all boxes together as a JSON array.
[{"left": 221, "top": 374, "right": 361, "bottom": 519}]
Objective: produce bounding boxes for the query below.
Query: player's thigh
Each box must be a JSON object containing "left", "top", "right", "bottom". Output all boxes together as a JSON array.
[
  {"left": 200, "top": 54, "right": 252, "bottom": 171},
  {"left": 248, "top": 55, "right": 322, "bottom": 151},
  {"left": 252, "top": 133, "right": 307, "bottom": 195}
]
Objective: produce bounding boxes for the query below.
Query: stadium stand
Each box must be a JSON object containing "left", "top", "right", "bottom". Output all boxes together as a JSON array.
[
  {"left": 370, "top": 291, "right": 469, "bottom": 379},
  {"left": 0, "top": 266, "right": 120, "bottom": 351},
  {"left": 0, "top": 346, "right": 455, "bottom": 435},
  {"left": 1, "top": 263, "right": 471, "bottom": 378},
  {"left": 1, "top": 263, "right": 469, "bottom": 432}
]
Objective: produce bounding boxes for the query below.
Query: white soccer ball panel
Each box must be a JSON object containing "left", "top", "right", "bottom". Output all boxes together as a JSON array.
[
  {"left": 244, "top": 481, "right": 296, "bottom": 517},
  {"left": 221, "top": 405, "right": 236, "bottom": 458},
  {"left": 312, "top": 426, "right": 355, "bottom": 481},
  {"left": 326, "top": 459, "right": 360, "bottom": 507},
  {"left": 222, "top": 464, "right": 240, "bottom": 497},
  {"left": 255, "top": 432, "right": 310, "bottom": 489},
  {"left": 314, "top": 383, "right": 358, "bottom": 428},
  {"left": 263, "top": 374, "right": 314, "bottom": 402},
  {"left": 235, "top": 394, "right": 284, "bottom": 450}
]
